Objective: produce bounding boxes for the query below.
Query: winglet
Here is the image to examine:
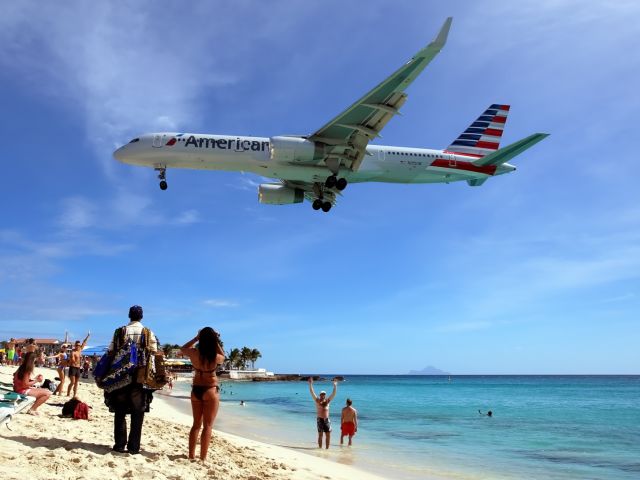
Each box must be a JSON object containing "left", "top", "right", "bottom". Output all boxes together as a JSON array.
[{"left": 433, "top": 17, "right": 453, "bottom": 48}]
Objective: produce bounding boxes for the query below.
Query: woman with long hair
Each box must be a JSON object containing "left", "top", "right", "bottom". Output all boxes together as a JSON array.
[
  {"left": 180, "top": 327, "right": 225, "bottom": 461},
  {"left": 53, "top": 345, "right": 68, "bottom": 395},
  {"left": 13, "top": 351, "right": 52, "bottom": 414}
]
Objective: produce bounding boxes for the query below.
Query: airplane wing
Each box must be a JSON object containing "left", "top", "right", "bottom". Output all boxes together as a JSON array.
[{"left": 308, "top": 17, "right": 452, "bottom": 174}]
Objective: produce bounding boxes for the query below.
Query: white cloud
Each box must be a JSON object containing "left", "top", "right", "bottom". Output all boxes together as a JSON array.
[
  {"left": 175, "top": 210, "right": 201, "bottom": 226},
  {"left": 203, "top": 299, "right": 239, "bottom": 308},
  {"left": 58, "top": 197, "right": 98, "bottom": 230},
  {"left": 0, "top": 3, "right": 237, "bottom": 179}
]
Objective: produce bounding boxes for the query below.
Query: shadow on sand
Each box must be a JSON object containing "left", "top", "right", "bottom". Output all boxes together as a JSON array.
[{"left": 4, "top": 435, "right": 156, "bottom": 458}]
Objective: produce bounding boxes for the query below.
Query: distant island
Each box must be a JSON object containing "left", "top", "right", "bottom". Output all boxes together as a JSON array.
[{"left": 407, "top": 366, "right": 450, "bottom": 375}]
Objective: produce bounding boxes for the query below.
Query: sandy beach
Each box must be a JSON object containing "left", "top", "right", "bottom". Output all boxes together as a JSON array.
[{"left": 0, "top": 365, "right": 385, "bottom": 480}]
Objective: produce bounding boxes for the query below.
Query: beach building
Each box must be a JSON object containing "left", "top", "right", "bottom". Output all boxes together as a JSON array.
[
  {"left": 12, "top": 338, "right": 60, "bottom": 355},
  {"left": 225, "top": 368, "right": 274, "bottom": 380}
]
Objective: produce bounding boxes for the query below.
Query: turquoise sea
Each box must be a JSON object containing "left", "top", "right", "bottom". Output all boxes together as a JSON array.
[{"left": 172, "top": 376, "right": 640, "bottom": 479}]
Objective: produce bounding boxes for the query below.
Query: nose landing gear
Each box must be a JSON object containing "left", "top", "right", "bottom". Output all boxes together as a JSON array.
[{"left": 155, "top": 167, "right": 168, "bottom": 190}]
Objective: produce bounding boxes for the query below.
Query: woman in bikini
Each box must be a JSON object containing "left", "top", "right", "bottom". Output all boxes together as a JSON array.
[
  {"left": 180, "top": 327, "right": 225, "bottom": 461},
  {"left": 53, "top": 345, "right": 68, "bottom": 395},
  {"left": 13, "top": 351, "right": 52, "bottom": 415}
]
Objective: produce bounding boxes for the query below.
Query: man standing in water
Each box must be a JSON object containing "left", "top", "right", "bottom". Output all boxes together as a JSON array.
[
  {"left": 67, "top": 332, "right": 90, "bottom": 397},
  {"left": 340, "top": 398, "right": 358, "bottom": 446},
  {"left": 308, "top": 377, "right": 337, "bottom": 449}
]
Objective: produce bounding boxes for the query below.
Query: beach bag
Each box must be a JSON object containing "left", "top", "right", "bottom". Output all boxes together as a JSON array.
[
  {"left": 43, "top": 379, "right": 57, "bottom": 392},
  {"left": 62, "top": 398, "right": 80, "bottom": 418},
  {"left": 136, "top": 328, "right": 167, "bottom": 390},
  {"left": 93, "top": 351, "right": 113, "bottom": 381},
  {"left": 73, "top": 401, "right": 90, "bottom": 420},
  {"left": 97, "top": 328, "right": 139, "bottom": 393}
]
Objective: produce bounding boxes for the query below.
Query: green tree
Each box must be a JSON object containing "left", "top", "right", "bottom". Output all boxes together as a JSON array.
[
  {"left": 241, "top": 347, "right": 252, "bottom": 370},
  {"left": 250, "top": 348, "right": 262, "bottom": 369},
  {"left": 228, "top": 348, "right": 241, "bottom": 370}
]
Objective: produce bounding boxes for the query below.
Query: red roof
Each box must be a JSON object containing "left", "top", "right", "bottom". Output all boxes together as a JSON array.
[{"left": 11, "top": 338, "right": 60, "bottom": 344}]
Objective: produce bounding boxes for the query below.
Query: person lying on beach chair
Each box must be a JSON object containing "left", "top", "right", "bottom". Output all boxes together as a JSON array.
[{"left": 13, "top": 351, "right": 52, "bottom": 415}]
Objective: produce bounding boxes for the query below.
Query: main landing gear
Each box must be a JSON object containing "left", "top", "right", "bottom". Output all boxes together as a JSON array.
[
  {"left": 155, "top": 167, "right": 168, "bottom": 190},
  {"left": 312, "top": 199, "right": 332, "bottom": 212},
  {"left": 324, "top": 175, "right": 348, "bottom": 191}
]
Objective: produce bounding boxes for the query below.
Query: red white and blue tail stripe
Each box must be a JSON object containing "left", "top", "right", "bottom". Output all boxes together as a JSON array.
[{"left": 445, "top": 104, "right": 510, "bottom": 158}]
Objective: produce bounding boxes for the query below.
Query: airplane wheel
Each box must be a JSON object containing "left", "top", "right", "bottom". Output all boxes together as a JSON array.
[
  {"left": 312, "top": 199, "right": 322, "bottom": 210},
  {"left": 336, "top": 178, "right": 348, "bottom": 191},
  {"left": 321, "top": 202, "right": 332, "bottom": 213},
  {"left": 159, "top": 180, "right": 168, "bottom": 190},
  {"left": 325, "top": 175, "right": 337, "bottom": 188}
]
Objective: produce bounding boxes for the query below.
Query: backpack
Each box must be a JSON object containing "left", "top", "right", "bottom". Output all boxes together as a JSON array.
[
  {"left": 73, "top": 401, "right": 90, "bottom": 420},
  {"left": 62, "top": 398, "right": 80, "bottom": 417}
]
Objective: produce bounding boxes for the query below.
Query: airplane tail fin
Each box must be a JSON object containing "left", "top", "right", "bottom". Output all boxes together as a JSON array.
[{"left": 446, "top": 104, "right": 510, "bottom": 158}]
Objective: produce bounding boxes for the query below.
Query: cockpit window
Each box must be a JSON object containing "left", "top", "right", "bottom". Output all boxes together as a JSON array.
[{"left": 129, "top": 138, "right": 140, "bottom": 143}]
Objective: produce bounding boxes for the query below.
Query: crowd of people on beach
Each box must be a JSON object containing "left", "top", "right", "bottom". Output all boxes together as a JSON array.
[{"left": 2, "top": 304, "right": 362, "bottom": 462}]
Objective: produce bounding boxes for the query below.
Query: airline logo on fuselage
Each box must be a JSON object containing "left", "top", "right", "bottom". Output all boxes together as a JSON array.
[{"left": 166, "top": 134, "right": 269, "bottom": 152}]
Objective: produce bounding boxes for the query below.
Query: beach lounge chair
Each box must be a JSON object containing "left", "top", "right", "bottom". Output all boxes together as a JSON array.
[{"left": 0, "top": 386, "right": 36, "bottom": 430}]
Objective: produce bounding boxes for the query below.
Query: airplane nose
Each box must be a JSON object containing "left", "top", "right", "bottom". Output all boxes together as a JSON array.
[{"left": 113, "top": 146, "right": 127, "bottom": 163}]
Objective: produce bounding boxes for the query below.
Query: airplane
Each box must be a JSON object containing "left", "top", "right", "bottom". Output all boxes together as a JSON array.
[{"left": 113, "top": 17, "right": 548, "bottom": 213}]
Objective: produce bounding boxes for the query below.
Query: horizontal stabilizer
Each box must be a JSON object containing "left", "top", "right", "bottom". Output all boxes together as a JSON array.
[{"left": 473, "top": 133, "right": 549, "bottom": 167}]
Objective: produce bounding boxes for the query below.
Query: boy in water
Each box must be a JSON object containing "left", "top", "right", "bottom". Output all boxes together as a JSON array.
[
  {"left": 340, "top": 398, "right": 358, "bottom": 446},
  {"left": 308, "top": 377, "right": 337, "bottom": 449}
]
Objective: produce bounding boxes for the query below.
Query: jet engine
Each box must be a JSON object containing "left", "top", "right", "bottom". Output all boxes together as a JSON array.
[
  {"left": 258, "top": 183, "right": 304, "bottom": 205},
  {"left": 269, "top": 136, "right": 321, "bottom": 163}
]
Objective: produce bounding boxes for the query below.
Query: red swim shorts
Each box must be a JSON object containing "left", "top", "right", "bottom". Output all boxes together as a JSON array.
[{"left": 341, "top": 421, "right": 355, "bottom": 436}]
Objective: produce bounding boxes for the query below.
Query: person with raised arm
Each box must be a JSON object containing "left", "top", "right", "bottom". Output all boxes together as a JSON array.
[
  {"left": 180, "top": 328, "right": 225, "bottom": 462},
  {"left": 66, "top": 331, "right": 90, "bottom": 397},
  {"left": 308, "top": 377, "right": 337, "bottom": 449}
]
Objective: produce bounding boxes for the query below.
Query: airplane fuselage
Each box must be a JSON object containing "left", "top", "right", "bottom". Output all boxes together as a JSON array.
[{"left": 114, "top": 132, "right": 515, "bottom": 186}]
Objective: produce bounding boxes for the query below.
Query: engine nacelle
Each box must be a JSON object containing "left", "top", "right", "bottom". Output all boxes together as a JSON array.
[
  {"left": 258, "top": 183, "right": 304, "bottom": 205},
  {"left": 269, "top": 136, "right": 320, "bottom": 163}
]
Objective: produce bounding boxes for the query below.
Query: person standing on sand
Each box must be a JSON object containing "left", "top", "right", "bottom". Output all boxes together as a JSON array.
[
  {"left": 67, "top": 332, "right": 90, "bottom": 397},
  {"left": 6, "top": 338, "right": 16, "bottom": 366},
  {"left": 13, "top": 351, "right": 52, "bottom": 415},
  {"left": 105, "top": 305, "right": 158, "bottom": 455},
  {"left": 308, "top": 377, "right": 337, "bottom": 449},
  {"left": 180, "top": 327, "right": 225, "bottom": 462},
  {"left": 52, "top": 345, "right": 68, "bottom": 395},
  {"left": 340, "top": 398, "right": 358, "bottom": 446}
]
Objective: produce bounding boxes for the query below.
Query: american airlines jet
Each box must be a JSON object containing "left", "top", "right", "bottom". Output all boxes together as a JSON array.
[{"left": 113, "top": 18, "right": 547, "bottom": 212}]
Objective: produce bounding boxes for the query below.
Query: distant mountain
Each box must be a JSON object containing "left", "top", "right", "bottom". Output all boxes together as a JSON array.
[{"left": 407, "top": 366, "right": 450, "bottom": 375}]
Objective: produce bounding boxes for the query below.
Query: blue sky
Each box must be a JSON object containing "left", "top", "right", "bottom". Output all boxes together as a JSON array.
[{"left": 1, "top": 1, "right": 638, "bottom": 374}]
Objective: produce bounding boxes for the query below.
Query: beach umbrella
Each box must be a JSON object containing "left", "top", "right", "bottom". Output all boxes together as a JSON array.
[{"left": 82, "top": 345, "right": 109, "bottom": 356}]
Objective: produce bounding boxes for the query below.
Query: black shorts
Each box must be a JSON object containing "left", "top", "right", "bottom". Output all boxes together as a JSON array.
[
  {"left": 68, "top": 366, "right": 81, "bottom": 378},
  {"left": 317, "top": 417, "right": 331, "bottom": 433}
]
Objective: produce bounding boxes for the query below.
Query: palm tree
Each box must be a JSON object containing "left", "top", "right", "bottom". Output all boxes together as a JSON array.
[
  {"left": 250, "top": 348, "right": 262, "bottom": 369},
  {"left": 241, "top": 346, "right": 252, "bottom": 370},
  {"left": 228, "top": 348, "right": 241, "bottom": 370},
  {"left": 161, "top": 343, "right": 172, "bottom": 357}
]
